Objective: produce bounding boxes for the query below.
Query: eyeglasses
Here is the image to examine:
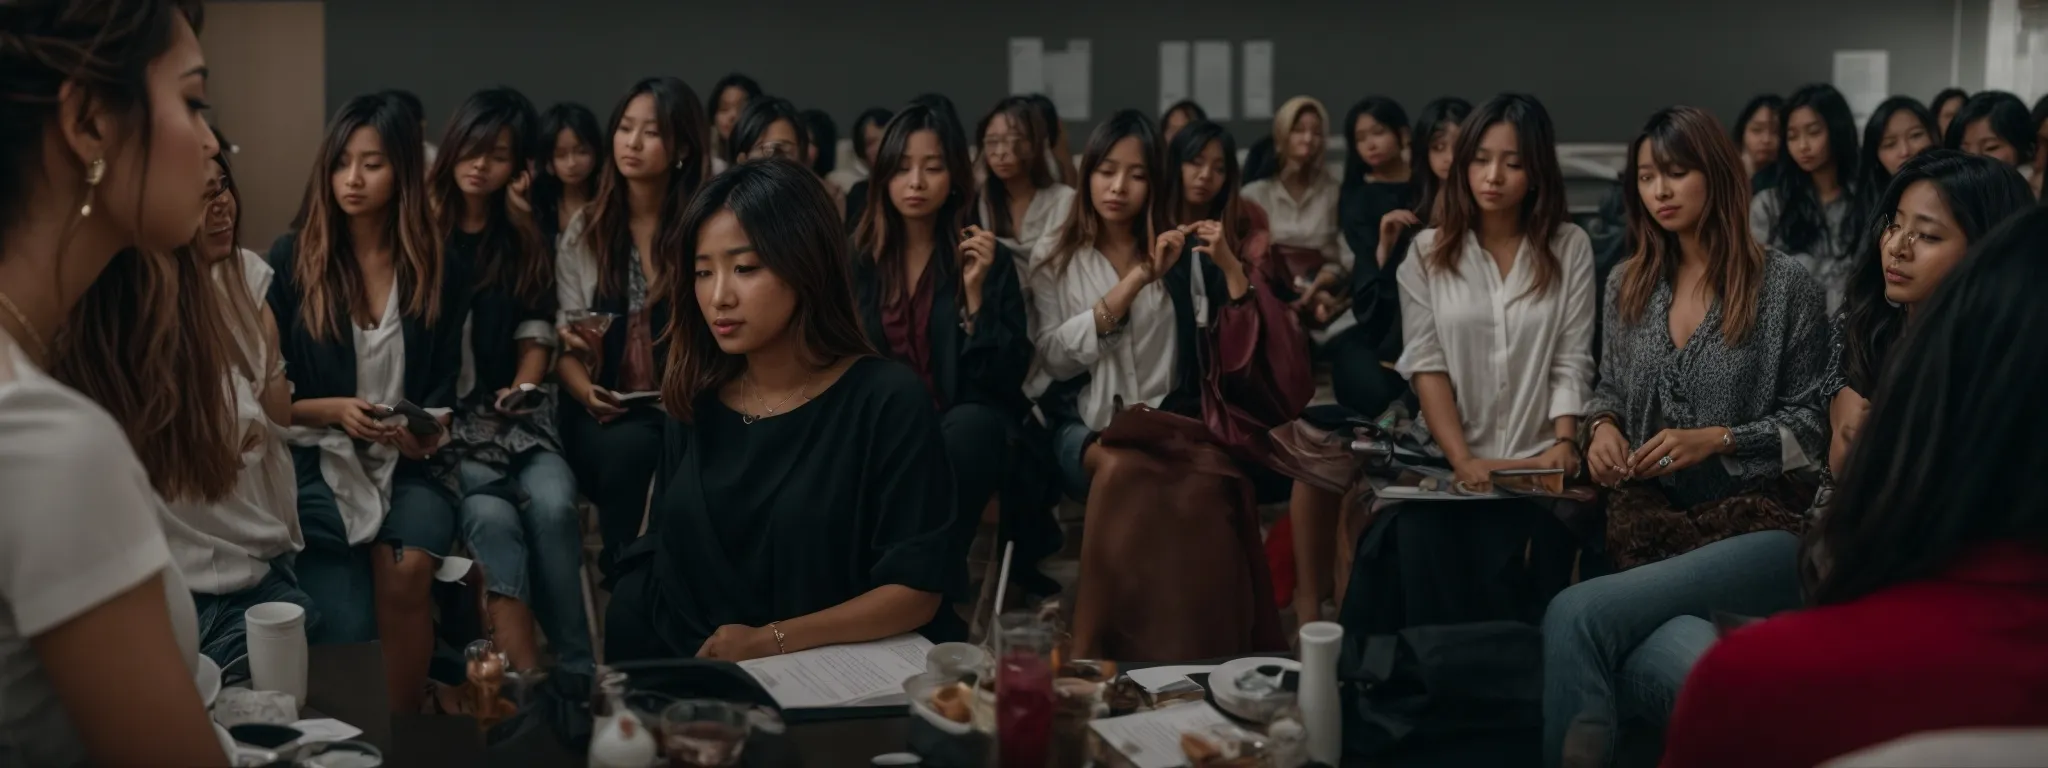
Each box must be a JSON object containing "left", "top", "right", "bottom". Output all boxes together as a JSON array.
[
  {"left": 748, "top": 140, "right": 800, "bottom": 161},
  {"left": 1876, "top": 214, "right": 1930, "bottom": 251},
  {"left": 981, "top": 135, "right": 1027, "bottom": 155}
]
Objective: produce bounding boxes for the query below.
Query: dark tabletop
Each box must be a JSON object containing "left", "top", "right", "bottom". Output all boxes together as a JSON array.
[{"left": 306, "top": 643, "right": 913, "bottom": 768}]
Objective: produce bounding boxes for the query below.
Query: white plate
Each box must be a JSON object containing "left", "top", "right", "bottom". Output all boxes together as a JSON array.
[
  {"left": 195, "top": 654, "right": 222, "bottom": 709},
  {"left": 1208, "top": 656, "right": 1300, "bottom": 722}
]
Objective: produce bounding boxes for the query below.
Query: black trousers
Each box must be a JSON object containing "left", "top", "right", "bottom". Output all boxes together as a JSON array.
[
  {"left": 557, "top": 401, "right": 665, "bottom": 577},
  {"left": 1324, "top": 325, "right": 1409, "bottom": 419}
]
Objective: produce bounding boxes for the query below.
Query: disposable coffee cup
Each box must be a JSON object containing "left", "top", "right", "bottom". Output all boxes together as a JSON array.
[{"left": 246, "top": 602, "right": 309, "bottom": 705}]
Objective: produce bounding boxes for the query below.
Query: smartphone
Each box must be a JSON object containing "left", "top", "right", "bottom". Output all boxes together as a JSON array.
[
  {"left": 496, "top": 383, "right": 545, "bottom": 414},
  {"left": 379, "top": 400, "right": 442, "bottom": 436}
]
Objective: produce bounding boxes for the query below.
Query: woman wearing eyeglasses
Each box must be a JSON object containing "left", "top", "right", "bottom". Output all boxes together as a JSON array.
[
  {"left": 973, "top": 97, "right": 1075, "bottom": 272},
  {"left": 730, "top": 96, "right": 842, "bottom": 217}
]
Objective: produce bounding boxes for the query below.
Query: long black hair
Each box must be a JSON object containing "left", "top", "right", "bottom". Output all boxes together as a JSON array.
[
  {"left": 728, "top": 96, "right": 805, "bottom": 165},
  {"left": 971, "top": 96, "right": 1055, "bottom": 241},
  {"left": 533, "top": 101, "right": 604, "bottom": 245},
  {"left": 1340, "top": 96, "right": 1411, "bottom": 189},
  {"left": 1769, "top": 83, "right": 1862, "bottom": 257},
  {"left": 1161, "top": 120, "right": 1247, "bottom": 250},
  {"left": 1929, "top": 87, "right": 1971, "bottom": 136},
  {"left": 586, "top": 76, "right": 708, "bottom": 302},
  {"left": 851, "top": 107, "right": 892, "bottom": 167},
  {"left": 1944, "top": 91, "right": 2035, "bottom": 165},
  {"left": 659, "top": 158, "right": 878, "bottom": 422},
  {"left": 1836, "top": 149, "right": 2031, "bottom": 396},
  {"left": 1818, "top": 204, "right": 2048, "bottom": 605},
  {"left": 1857, "top": 96, "right": 1940, "bottom": 203},
  {"left": 707, "top": 73, "right": 760, "bottom": 124},
  {"left": 1409, "top": 97, "right": 1474, "bottom": 227},
  {"left": 1040, "top": 109, "right": 1163, "bottom": 279},
  {"left": 427, "top": 87, "right": 552, "bottom": 310},
  {"left": 799, "top": 108, "right": 837, "bottom": 176},
  {"left": 853, "top": 105, "right": 975, "bottom": 306},
  {"left": 1732, "top": 94, "right": 1784, "bottom": 149}
]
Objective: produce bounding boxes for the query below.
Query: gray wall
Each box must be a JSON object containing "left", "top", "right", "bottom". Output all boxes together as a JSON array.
[{"left": 325, "top": 0, "right": 1984, "bottom": 145}]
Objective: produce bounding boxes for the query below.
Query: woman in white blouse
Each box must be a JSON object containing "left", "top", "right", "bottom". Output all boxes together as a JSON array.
[
  {"left": 975, "top": 97, "right": 1075, "bottom": 274},
  {"left": 1241, "top": 96, "right": 1354, "bottom": 330},
  {"left": 1346, "top": 93, "right": 1593, "bottom": 634}
]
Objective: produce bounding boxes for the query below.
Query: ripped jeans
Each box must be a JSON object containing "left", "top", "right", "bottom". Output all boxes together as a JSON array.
[{"left": 291, "top": 446, "right": 457, "bottom": 645}]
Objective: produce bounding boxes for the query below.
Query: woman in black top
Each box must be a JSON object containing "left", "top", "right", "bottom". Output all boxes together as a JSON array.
[
  {"left": 427, "top": 88, "right": 592, "bottom": 674},
  {"left": 1330, "top": 96, "right": 1415, "bottom": 418},
  {"left": 268, "top": 93, "right": 465, "bottom": 714},
  {"left": 555, "top": 77, "right": 710, "bottom": 574},
  {"left": 532, "top": 102, "right": 603, "bottom": 251},
  {"left": 605, "top": 158, "right": 964, "bottom": 662}
]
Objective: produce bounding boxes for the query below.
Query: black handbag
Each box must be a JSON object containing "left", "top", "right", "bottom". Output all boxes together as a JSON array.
[{"left": 1338, "top": 622, "right": 1545, "bottom": 766}]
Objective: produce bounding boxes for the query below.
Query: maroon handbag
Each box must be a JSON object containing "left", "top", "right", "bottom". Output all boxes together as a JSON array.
[{"left": 1201, "top": 277, "right": 1314, "bottom": 461}]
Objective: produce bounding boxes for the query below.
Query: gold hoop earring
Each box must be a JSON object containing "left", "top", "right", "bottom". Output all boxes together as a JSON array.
[{"left": 80, "top": 157, "right": 106, "bottom": 217}]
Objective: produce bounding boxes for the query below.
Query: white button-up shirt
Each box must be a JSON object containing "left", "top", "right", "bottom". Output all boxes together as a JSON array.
[
  {"left": 1395, "top": 224, "right": 1596, "bottom": 461},
  {"left": 1026, "top": 244, "right": 1178, "bottom": 432},
  {"left": 1241, "top": 170, "right": 1359, "bottom": 343}
]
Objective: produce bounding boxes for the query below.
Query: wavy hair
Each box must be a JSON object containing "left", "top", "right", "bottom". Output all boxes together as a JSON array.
[
  {"left": 1038, "top": 109, "right": 1163, "bottom": 279},
  {"left": 1160, "top": 119, "right": 1248, "bottom": 251},
  {"left": 1617, "top": 106, "right": 1769, "bottom": 346},
  {"left": 1428, "top": 93, "right": 1569, "bottom": 299},
  {"left": 854, "top": 105, "right": 974, "bottom": 306},
  {"left": 293, "top": 93, "right": 444, "bottom": 340},
  {"left": 585, "top": 76, "right": 708, "bottom": 303},
  {"left": 972, "top": 95, "right": 1055, "bottom": 241},
  {"left": 1769, "top": 84, "right": 1862, "bottom": 258},
  {"left": 427, "top": 87, "right": 553, "bottom": 312}
]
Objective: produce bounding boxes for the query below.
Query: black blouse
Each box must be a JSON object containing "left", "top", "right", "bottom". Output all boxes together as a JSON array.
[
  {"left": 642, "top": 357, "right": 966, "bottom": 652},
  {"left": 1340, "top": 179, "right": 1419, "bottom": 352},
  {"left": 266, "top": 233, "right": 470, "bottom": 410},
  {"left": 851, "top": 239, "right": 1032, "bottom": 418},
  {"left": 451, "top": 230, "right": 556, "bottom": 401}
]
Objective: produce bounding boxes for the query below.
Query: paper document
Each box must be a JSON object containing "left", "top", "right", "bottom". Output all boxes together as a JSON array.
[
  {"left": 1242, "top": 40, "right": 1275, "bottom": 119},
  {"left": 1124, "top": 664, "right": 1216, "bottom": 693},
  {"left": 1009, "top": 38, "right": 1044, "bottom": 95},
  {"left": 740, "top": 634, "right": 933, "bottom": 709},
  {"left": 1158, "top": 41, "right": 1191, "bottom": 115},
  {"left": 1088, "top": 702, "right": 1234, "bottom": 768},
  {"left": 1193, "top": 41, "right": 1233, "bottom": 121}
]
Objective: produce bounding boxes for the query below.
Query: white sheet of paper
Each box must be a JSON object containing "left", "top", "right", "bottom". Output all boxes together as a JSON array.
[
  {"left": 1124, "top": 665, "right": 1217, "bottom": 693},
  {"left": 291, "top": 718, "right": 364, "bottom": 744},
  {"left": 1045, "top": 39, "right": 1092, "bottom": 120},
  {"left": 1088, "top": 702, "right": 1234, "bottom": 768},
  {"left": 1242, "top": 40, "right": 1275, "bottom": 120},
  {"left": 1009, "top": 37, "right": 1045, "bottom": 95},
  {"left": 1193, "top": 41, "right": 1233, "bottom": 121},
  {"left": 739, "top": 634, "right": 933, "bottom": 709},
  {"left": 1158, "top": 41, "right": 1191, "bottom": 115}
]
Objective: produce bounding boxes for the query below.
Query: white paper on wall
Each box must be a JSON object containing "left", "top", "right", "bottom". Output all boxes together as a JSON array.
[
  {"left": 1832, "top": 50, "right": 1889, "bottom": 126},
  {"left": 1046, "top": 39, "right": 1092, "bottom": 121},
  {"left": 1009, "top": 37, "right": 1044, "bottom": 96},
  {"left": 1242, "top": 40, "right": 1275, "bottom": 120},
  {"left": 1159, "top": 41, "right": 1191, "bottom": 115},
  {"left": 1194, "top": 40, "right": 1233, "bottom": 121}
]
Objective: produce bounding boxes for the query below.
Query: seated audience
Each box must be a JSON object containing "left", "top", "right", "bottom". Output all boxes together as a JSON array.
[
  {"left": 837, "top": 107, "right": 892, "bottom": 223},
  {"left": 731, "top": 96, "right": 841, "bottom": 214},
  {"left": 1242, "top": 97, "right": 1354, "bottom": 337},
  {"left": 1733, "top": 94, "right": 1783, "bottom": 186},
  {"left": 1857, "top": 96, "right": 1939, "bottom": 201},
  {"left": 1944, "top": 91, "right": 2035, "bottom": 176},
  {"left": 0, "top": 5, "right": 228, "bottom": 763},
  {"left": 1544, "top": 106, "right": 1830, "bottom": 768},
  {"left": 555, "top": 76, "right": 709, "bottom": 574},
  {"left": 269, "top": 93, "right": 467, "bottom": 714},
  {"left": 1824, "top": 151, "right": 2032, "bottom": 479},
  {"left": 532, "top": 101, "right": 604, "bottom": 251},
  {"left": 1930, "top": 87, "right": 1971, "bottom": 142},
  {"left": 605, "top": 158, "right": 965, "bottom": 662},
  {"left": 973, "top": 96, "right": 1076, "bottom": 271},
  {"left": 1662, "top": 204, "right": 2048, "bottom": 768},
  {"left": 1332, "top": 95, "right": 1415, "bottom": 418},
  {"left": 1751, "top": 83, "right": 1864, "bottom": 313},
  {"left": 1347, "top": 93, "right": 1591, "bottom": 635},
  {"left": 705, "top": 72, "right": 761, "bottom": 173},
  {"left": 429, "top": 88, "right": 591, "bottom": 674}
]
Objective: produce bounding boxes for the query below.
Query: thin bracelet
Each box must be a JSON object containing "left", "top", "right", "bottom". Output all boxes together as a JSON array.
[{"left": 769, "top": 621, "right": 787, "bottom": 655}]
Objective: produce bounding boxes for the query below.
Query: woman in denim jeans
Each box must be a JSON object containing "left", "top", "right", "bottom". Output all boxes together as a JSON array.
[
  {"left": 1544, "top": 107, "right": 1830, "bottom": 767},
  {"left": 429, "top": 88, "right": 592, "bottom": 674}
]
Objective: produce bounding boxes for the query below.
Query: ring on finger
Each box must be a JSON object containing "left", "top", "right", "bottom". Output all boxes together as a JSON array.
[{"left": 1657, "top": 455, "right": 1674, "bottom": 468}]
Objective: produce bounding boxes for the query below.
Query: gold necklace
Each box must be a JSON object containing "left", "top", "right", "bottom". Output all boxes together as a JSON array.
[
  {"left": 741, "top": 371, "right": 814, "bottom": 425},
  {"left": 0, "top": 290, "right": 47, "bottom": 361}
]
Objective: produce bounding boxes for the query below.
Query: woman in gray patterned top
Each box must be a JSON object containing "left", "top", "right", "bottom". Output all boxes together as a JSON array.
[
  {"left": 1750, "top": 84, "right": 1866, "bottom": 313},
  {"left": 1541, "top": 107, "right": 1830, "bottom": 768}
]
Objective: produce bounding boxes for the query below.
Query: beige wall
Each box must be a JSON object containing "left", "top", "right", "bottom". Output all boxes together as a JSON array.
[{"left": 201, "top": 2, "right": 324, "bottom": 250}]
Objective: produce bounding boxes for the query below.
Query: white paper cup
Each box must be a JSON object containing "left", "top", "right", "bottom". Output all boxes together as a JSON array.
[{"left": 245, "top": 602, "right": 308, "bottom": 705}]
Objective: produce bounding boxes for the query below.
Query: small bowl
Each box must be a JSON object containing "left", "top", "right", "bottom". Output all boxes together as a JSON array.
[{"left": 924, "top": 642, "right": 989, "bottom": 679}]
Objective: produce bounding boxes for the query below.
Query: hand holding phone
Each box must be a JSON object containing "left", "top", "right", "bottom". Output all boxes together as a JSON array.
[{"left": 495, "top": 383, "right": 545, "bottom": 416}]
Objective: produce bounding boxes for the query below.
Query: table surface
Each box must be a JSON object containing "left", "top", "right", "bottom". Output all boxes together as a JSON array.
[{"left": 306, "top": 643, "right": 914, "bottom": 768}]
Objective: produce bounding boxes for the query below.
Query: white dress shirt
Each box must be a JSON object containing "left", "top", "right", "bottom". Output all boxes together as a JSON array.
[
  {"left": 981, "top": 183, "right": 1077, "bottom": 276},
  {"left": 1026, "top": 243, "right": 1179, "bottom": 432},
  {"left": 1395, "top": 224, "right": 1597, "bottom": 461},
  {"left": 1241, "top": 170, "right": 1359, "bottom": 343},
  {"left": 284, "top": 281, "right": 405, "bottom": 545}
]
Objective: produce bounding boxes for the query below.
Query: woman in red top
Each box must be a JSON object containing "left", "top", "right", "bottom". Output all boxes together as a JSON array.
[{"left": 1662, "top": 203, "right": 2048, "bottom": 768}]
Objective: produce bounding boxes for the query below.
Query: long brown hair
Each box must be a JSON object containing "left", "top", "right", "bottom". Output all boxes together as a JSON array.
[
  {"left": 1428, "top": 93, "right": 1570, "bottom": 299},
  {"left": 972, "top": 96, "right": 1055, "bottom": 241},
  {"left": 853, "top": 105, "right": 974, "bottom": 306},
  {"left": 207, "top": 125, "right": 261, "bottom": 381},
  {"left": 294, "top": 93, "right": 443, "bottom": 340},
  {"left": 428, "top": 87, "right": 553, "bottom": 311},
  {"left": 1038, "top": 110, "right": 1163, "bottom": 279},
  {"left": 1617, "top": 106, "right": 1769, "bottom": 346},
  {"left": 660, "top": 159, "right": 877, "bottom": 422},
  {"left": 585, "top": 77, "right": 708, "bottom": 303}
]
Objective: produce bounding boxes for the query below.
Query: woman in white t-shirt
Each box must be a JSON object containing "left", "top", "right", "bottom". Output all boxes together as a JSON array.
[{"left": 0, "top": 2, "right": 227, "bottom": 765}]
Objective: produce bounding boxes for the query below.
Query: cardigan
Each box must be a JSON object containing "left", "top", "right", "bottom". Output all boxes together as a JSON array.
[{"left": 266, "top": 233, "right": 469, "bottom": 411}]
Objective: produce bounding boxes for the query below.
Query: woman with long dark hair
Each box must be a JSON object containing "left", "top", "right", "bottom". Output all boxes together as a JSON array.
[
  {"left": 532, "top": 102, "right": 603, "bottom": 250},
  {"left": 731, "top": 96, "right": 842, "bottom": 215},
  {"left": 799, "top": 108, "right": 837, "bottom": 178},
  {"left": 706, "top": 72, "right": 760, "bottom": 172},
  {"left": 604, "top": 158, "right": 965, "bottom": 661},
  {"left": 1947, "top": 91, "right": 2037, "bottom": 198},
  {"left": 1024, "top": 93, "right": 1075, "bottom": 187},
  {"left": 1733, "top": 94, "right": 1783, "bottom": 185},
  {"left": 427, "top": 88, "right": 590, "bottom": 674},
  {"left": 975, "top": 96, "right": 1074, "bottom": 267},
  {"left": 1857, "top": 96, "right": 1939, "bottom": 201},
  {"left": 1329, "top": 95, "right": 1415, "bottom": 417},
  {"left": 1664, "top": 204, "right": 2048, "bottom": 768},
  {"left": 269, "top": 93, "right": 464, "bottom": 715},
  {"left": 1542, "top": 106, "right": 1831, "bottom": 767},
  {"left": 0, "top": 2, "right": 233, "bottom": 763},
  {"left": 1159, "top": 98, "right": 1207, "bottom": 141},
  {"left": 835, "top": 107, "right": 891, "bottom": 221},
  {"left": 1930, "top": 87, "right": 1970, "bottom": 141},
  {"left": 1162, "top": 120, "right": 1266, "bottom": 258},
  {"left": 850, "top": 105, "right": 1032, "bottom": 587},
  {"left": 1823, "top": 150, "right": 2031, "bottom": 479},
  {"left": 555, "top": 76, "right": 709, "bottom": 575},
  {"left": 1751, "top": 83, "right": 1862, "bottom": 312},
  {"left": 1031, "top": 110, "right": 1308, "bottom": 660}
]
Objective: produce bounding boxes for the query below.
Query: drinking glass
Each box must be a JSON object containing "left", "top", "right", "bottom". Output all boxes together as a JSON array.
[
  {"left": 660, "top": 700, "right": 751, "bottom": 767},
  {"left": 995, "top": 612, "right": 1053, "bottom": 768}
]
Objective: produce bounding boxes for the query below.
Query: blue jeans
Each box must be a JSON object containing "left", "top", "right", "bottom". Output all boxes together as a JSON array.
[
  {"left": 455, "top": 451, "right": 592, "bottom": 673},
  {"left": 1540, "top": 530, "right": 1804, "bottom": 767},
  {"left": 291, "top": 446, "right": 458, "bottom": 645},
  {"left": 191, "top": 559, "right": 317, "bottom": 666},
  {"left": 1051, "top": 419, "right": 1094, "bottom": 501}
]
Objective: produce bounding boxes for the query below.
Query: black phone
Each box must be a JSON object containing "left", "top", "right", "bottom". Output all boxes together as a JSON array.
[
  {"left": 379, "top": 400, "right": 441, "bottom": 436},
  {"left": 497, "top": 384, "right": 545, "bottom": 414}
]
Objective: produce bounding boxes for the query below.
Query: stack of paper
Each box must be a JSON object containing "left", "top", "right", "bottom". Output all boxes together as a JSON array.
[
  {"left": 739, "top": 634, "right": 933, "bottom": 709},
  {"left": 1087, "top": 702, "right": 1234, "bottom": 768}
]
